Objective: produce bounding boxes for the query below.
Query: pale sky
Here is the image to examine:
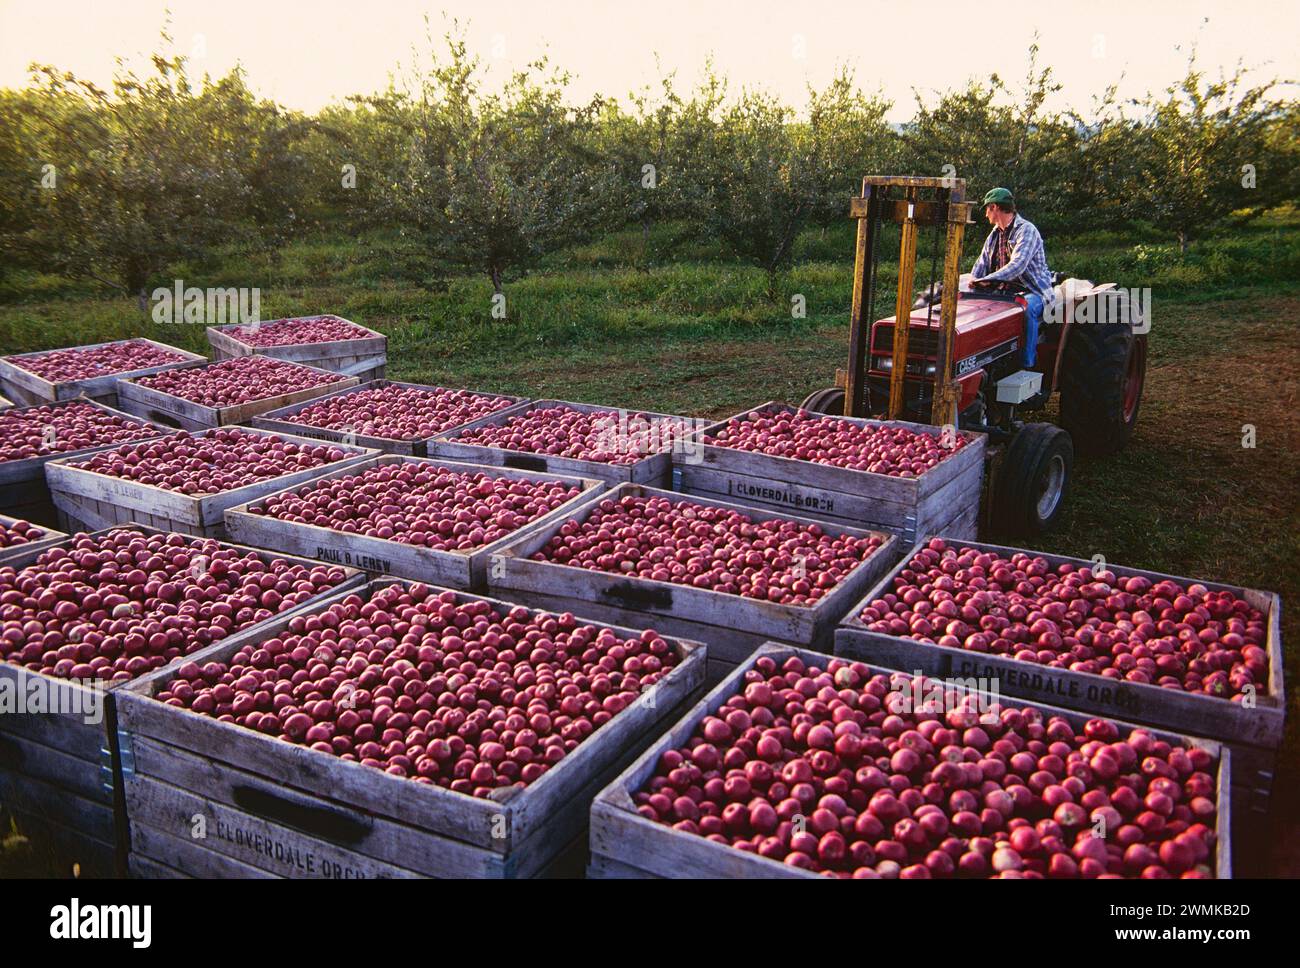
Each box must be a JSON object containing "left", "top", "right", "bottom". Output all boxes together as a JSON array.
[{"left": 1, "top": 0, "right": 1296, "bottom": 119}]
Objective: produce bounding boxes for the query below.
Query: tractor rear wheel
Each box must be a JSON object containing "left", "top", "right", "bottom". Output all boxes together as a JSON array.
[
  {"left": 1059, "top": 322, "right": 1146, "bottom": 456},
  {"left": 991, "top": 423, "right": 1073, "bottom": 536},
  {"left": 800, "top": 386, "right": 846, "bottom": 415}
]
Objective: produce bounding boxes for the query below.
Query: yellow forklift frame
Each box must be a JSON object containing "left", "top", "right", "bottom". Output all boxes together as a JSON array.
[{"left": 843, "top": 175, "right": 974, "bottom": 428}]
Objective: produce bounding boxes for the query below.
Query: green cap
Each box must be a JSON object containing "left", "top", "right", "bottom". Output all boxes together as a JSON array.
[{"left": 981, "top": 187, "right": 1014, "bottom": 207}]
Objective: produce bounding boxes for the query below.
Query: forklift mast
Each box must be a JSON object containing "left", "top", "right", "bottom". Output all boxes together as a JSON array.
[{"left": 845, "top": 176, "right": 974, "bottom": 428}]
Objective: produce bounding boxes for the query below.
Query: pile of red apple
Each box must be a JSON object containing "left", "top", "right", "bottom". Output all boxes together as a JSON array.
[
  {"left": 0, "top": 528, "right": 351, "bottom": 683},
  {"left": 860, "top": 539, "right": 1270, "bottom": 701},
  {"left": 0, "top": 401, "right": 162, "bottom": 463},
  {"left": 454, "top": 405, "right": 692, "bottom": 465},
  {"left": 7, "top": 339, "right": 188, "bottom": 382},
  {"left": 134, "top": 356, "right": 339, "bottom": 407},
  {"left": 72, "top": 428, "right": 353, "bottom": 496},
  {"left": 156, "top": 583, "right": 681, "bottom": 795},
  {"left": 224, "top": 315, "right": 374, "bottom": 348},
  {"left": 0, "top": 518, "right": 47, "bottom": 549},
  {"left": 282, "top": 384, "right": 517, "bottom": 441},
  {"left": 636, "top": 654, "right": 1220, "bottom": 878},
  {"left": 251, "top": 461, "right": 583, "bottom": 550},
  {"left": 706, "top": 407, "right": 965, "bottom": 477},
  {"left": 532, "top": 495, "right": 885, "bottom": 606}
]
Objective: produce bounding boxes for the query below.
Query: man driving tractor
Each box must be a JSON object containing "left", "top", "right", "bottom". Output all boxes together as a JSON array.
[{"left": 968, "top": 187, "right": 1054, "bottom": 366}]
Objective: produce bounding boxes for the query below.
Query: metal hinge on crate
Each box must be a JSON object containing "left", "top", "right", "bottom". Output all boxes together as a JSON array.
[
  {"left": 110, "top": 728, "right": 136, "bottom": 793},
  {"left": 903, "top": 513, "right": 918, "bottom": 540},
  {"left": 100, "top": 744, "right": 116, "bottom": 794}
]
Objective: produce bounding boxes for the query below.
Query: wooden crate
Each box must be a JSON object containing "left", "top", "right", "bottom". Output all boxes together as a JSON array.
[
  {"left": 45, "top": 426, "right": 379, "bottom": 539},
  {"left": 588, "top": 641, "right": 1234, "bottom": 879},
  {"left": 0, "top": 526, "right": 365, "bottom": 878},
  {"left": 0, "top": 512, "right": 67, "bottom": 566},
  {"left": 675, "top": 402, "right": 986, "bottom": 542},
  {"left": 251, "top": 380, "right": 530, "bottom": 456},
  {"left": 115, "top": 578, "right": 707, "bottom": 878},
  {"left": 427, "top": 399, "right": 702, "bottom": 488},
  {"left": 116, "top": 358, "right": 361, "bottom": 430},
  {"left": 0, "top": 399, "right": 169, "bottom": 521},
  {"left": 487, "top": 483, "right": 901, "bottom": 681},
  {"left": 207, "top": 315, "right": 387, "bottom": 382},
  {"left": 225, "top": 454, "right": 605, "bottom": 588},
  {"left": 0, "top": 394, "right": 12, "bottom": 411},
  {"left": 0, "top": 338, "right": 206, "bottom": 409},
  {"left": 833, "top": 535, "right": 1283, "bottom": 857}
]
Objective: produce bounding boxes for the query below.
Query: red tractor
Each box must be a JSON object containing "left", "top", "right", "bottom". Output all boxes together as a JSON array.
[{"left": 801, "top": 176, "right": 1148, "bottom": 536}]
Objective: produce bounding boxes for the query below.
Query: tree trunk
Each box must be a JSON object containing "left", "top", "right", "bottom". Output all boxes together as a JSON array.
[
  {"left": 137, "top": 287, "right": 149, "bottom": 314},
  {"left": 765, "top": 267, "right": 781, "bottom": 302},
  {"left": 1178, "top": 230, "right": 1188, "bottom": 253}
]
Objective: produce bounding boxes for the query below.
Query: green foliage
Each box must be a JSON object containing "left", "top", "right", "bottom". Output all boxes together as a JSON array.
[
  {"left": 15, "top": 34, "right": 313, "bottom": 301},
  {"left": 388, "top": 27, "right": 608, "bottom": 297},
  {"left": 0, "top": 28, "right": 1294, "bottom": 296},
  {"left": 589, "top": 66, "right": 727, "bottom": 267},
  {"left": 699, "top": 68, "right": 893, "bottom": 283},
  {"left": 903, "top": 43, "right": 1087, "bottom": 232},
  {"left": 1128, "top": 54, "right": 1297, "bottom": 249},
  {"left": 0, "top": 89, "right": 49, "bottom": 277}
]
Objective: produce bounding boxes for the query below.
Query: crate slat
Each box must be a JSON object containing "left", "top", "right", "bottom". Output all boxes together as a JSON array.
[
  {"left": 0, "top": 729, "right": 112, "bottom": 804},
  {"left": 128, "top": 821, "right": 278, "bottom": 878},
  {"left": 124, "top": 770, "right": 424, "bottom": 879},
  {"left": 0, "top": 769, "right": 118, "bottom": 843},
  {"left": 586, "top": 853, "right": 664, "bottom": 878},
  {"left": 127, "top": 853, "right": 191, "bottom": 879}
]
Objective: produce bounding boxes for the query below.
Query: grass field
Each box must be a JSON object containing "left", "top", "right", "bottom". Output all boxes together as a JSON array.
[{"left": 1, "top": 213, "right": 1297, "bottom": 876}]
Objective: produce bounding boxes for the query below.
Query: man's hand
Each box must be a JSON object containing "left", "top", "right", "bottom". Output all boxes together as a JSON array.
[{"left": 968, "top": 276, "right": 991, "bottom": 289}]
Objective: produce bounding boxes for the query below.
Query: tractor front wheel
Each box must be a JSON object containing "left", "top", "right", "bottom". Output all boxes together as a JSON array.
[
  {"left": 800, "top": 386, "right": 846, "bottom": 416},
  {"left": 991, "top": 423, "right": 1073, "bottom": 536}
]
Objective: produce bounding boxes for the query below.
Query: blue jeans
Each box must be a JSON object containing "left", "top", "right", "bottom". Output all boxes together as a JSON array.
[{"left": 1023, "top": 293, "right": 1043, "bottom": 367}]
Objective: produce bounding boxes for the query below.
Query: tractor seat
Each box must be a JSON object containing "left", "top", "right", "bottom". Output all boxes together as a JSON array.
[{"left": 1052, "top": 277, "right": 1096, "bottom": 307}]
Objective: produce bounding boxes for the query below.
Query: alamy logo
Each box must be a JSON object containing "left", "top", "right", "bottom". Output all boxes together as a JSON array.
[
  {"left": 151, "top": 280, "right": 260, "bottom": 326},
  {"left": 884, "top": 671, "right": 1002, "bottom": 724},
  {"left": 49, "top": 898, "right": 151, "bottom": 948},
  {"left": 589, "top": 412, "right": 709, "bottom": 464},
  {"left": 1044, "top": 287, "right": 1151, "bottom": 334},
  {"left": 0, "top": 671, "right": 104, "bottom": 725}
]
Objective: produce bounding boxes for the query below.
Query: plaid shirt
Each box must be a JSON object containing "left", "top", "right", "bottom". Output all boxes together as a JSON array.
[{"left": 971, "top": 215, "right": 1055, "bottom": 304}]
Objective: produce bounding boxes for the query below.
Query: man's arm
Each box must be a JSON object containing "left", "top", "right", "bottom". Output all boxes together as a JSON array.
[
  {"left": 970, "top": 231, "right": 993, "bottom": 280},
  {"left": 980, "top": 223, "right": 1042, "bottom": 284}
]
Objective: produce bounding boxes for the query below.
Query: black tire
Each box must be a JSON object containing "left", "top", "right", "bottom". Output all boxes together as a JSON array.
[
  {"left": 1058, "top": 319, "right": 1146, "bottom": 457},
  {"left": 800, "top": 386, "right": 846, "bottom": 415},
  {"left": 991, "top": 423, "right": 1073, "bottom": 536}
]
